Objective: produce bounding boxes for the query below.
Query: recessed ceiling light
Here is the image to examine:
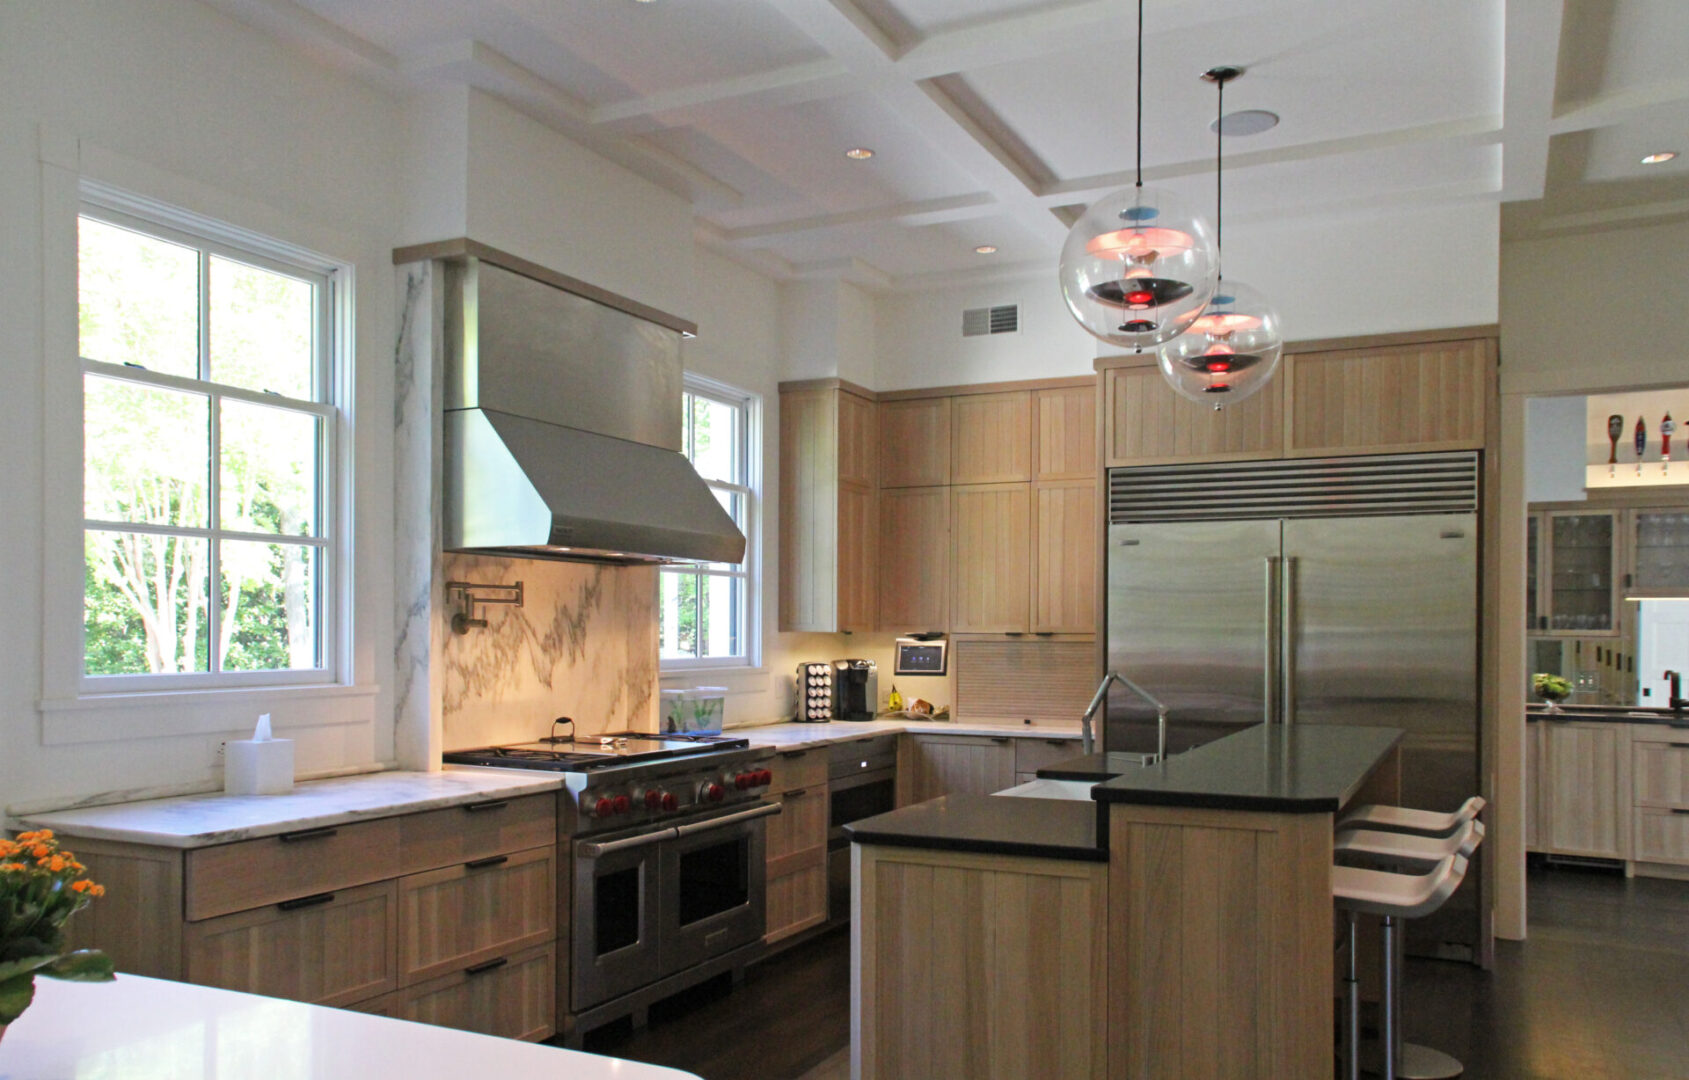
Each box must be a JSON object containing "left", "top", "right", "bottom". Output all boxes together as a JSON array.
[
  {"left": 844, "top": 147, "right": 875, "bottom": 160},
  {"left": 1210, "top": 109, "right": 1279, "bottom": 137},
  {"left": 974, "top": 245, "right": 998, "bottom": 255},
  {"left": 1642, "top": 151, "right": 1679, "bottom": 165}
]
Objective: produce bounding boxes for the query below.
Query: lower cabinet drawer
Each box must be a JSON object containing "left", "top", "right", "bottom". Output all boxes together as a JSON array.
[
  {"left": 186, "top": 817, "right": 401, "bottom": 921},
  {"left": 765, "top": 858, "right": 828, "bottom": 944},
  {"left": 767, "top": 748, "right": 828, "bottom": 793},
  {"left": 1634, "top": 739, "right": 1689, "bottom": 808},
  {"left": 397, "top": 793, "right": 557, "bottom": 875},
  {"left": 398, "top": 846, "right": 555, "bottom": 985},
  {"left": 396, "top": 942, "right": 554, "bottom": 1042},
  {"left": 1635, "top": 808, "right": 1689, "bottom": 865},
  {"left": 184, "top": 880, "right": 397, "bottom": 1007},
  {"left": 1015, "top": 737, "right": 1084, "bottom": 775}
]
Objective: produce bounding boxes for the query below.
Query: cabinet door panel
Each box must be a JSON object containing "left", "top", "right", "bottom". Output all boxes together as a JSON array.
[
  {"left": 1539, "top": 721, "right": 1629, "bottom": 859},
  {"left": 1032, "top": 479, "right": 1098, "bottom": 634},
  {"left": 1635, "top": 808, "right": 1689, "bottom": 865},
  {"left": 1284, "top": 338, "right": 1491, "bottom": 456},
  {"left": 1104, "top": 363, "right": 1282, "bottom": 466},
  {"left": 1035, "top": 385, "right": 1098, "bottom": 481},
  {"left": 952, "top": 391, "right": 1033, "bottom": 484},
  {"left": 879, "top": 486, "right": 950, "bottom": 630},
  {"left": 398, "top": 942, "right": 554, "bottom": 1042},
  {"left": 184, "top": 880, "right": 397, "bottom": 1007},
  {"left": 398, "top": 846, "right": 555, "bottom": 985},
  {"left": 881, "top": 398, "right": 952, "bottom": 487},
  {"left": 765, "top": 786, "right": 829, "bottom": 942},
  {"left": 778, "top": 387, "right": 840, "bottom": 631},
  {"left": 838, "top": 391, "right": 879, "bottom": 488},
  {"left": 952, "top": 483, "right": 1031, "bottom": 633},
  {"left": 1634, "top": 739, "right": 1689, "bottom": 808},
  {"left": 905, "top": 735, "right": 1016, "bottom": 801},
  {"left": 839, "top": 484, "right": 878, "bottom": 632}
]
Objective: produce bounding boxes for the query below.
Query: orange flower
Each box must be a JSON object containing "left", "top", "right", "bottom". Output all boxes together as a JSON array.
[
  {"left": 69, "top": 879, "right": 105, "bottom": 896},
  {"left": 0, "top": 861, "right": 24, "bottom": 873},
  {"left": 39, "top": 854, "right": 70, "bottom": 872},
  {"left": 16, "top": 830, "right": 52, "bottom": 844}
]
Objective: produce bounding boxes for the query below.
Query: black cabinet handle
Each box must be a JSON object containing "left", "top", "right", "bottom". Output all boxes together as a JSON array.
[
  {"left": 779, "top": 750, "right": 808, "bottom": 759},
  {"left": 1668, "top": 743, "right": 1689, "bottom": 750},
  {"left": 465, "top": 855, "right": 509, "bottom": 871},
  {"left": 991, "top": 737, "right": 1011, "bottom": 744},
  {"left": 1673, "top": 808, "right": 1689, "bottom": 816},
  {"left": 278, "top": 826, "right": 339, "bottom": 844},
  {"left": 465, "top": 957, "right": 509, "bottom": 975},
  {"left": 785, "top": 788, "right": 809, "bottom": 799},
  {"left": 277, "top": 892, "right": 335, "bottom": 911},
  {"left": 1045, "top": 739, "right": 1072, "bottom": 747},
  {"left": 463, "top": 800, "right": 509, "bottom": 814}
]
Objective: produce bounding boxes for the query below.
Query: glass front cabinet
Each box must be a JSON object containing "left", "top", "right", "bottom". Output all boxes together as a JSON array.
[
  {"left": 1627, "top": 509, "right": 1689, "bottom": 598},
  {"left": 1532, "top": 510, "right": 1622, "bottom": 637}
]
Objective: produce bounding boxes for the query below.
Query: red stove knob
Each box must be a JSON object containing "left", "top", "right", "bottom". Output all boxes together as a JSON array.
[
  {"left": 735, "top": 773, "right": 750, "bottom": 790},
  {"left": 594, "top": 797, "right": 614, "bottom": 818},
  {"left": 757, "top": 769, "right": 772, "bottom": 786},
  {"left": 705, "top": 783, "right": 725, "bottom": 802},
  {"left": 612, "top": 795, "right": 631, "bottom": 814},
  {"left": 661, "top": 792, "right": 678, "bottom": 811},
  {"left": 645, "top": 789, "right": 663, "bottom": 810}
]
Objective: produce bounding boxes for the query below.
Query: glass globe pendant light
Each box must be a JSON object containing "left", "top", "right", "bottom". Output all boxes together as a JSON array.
[
  {"left": 1158, "top": 66, "right": 1283, "bottom": 408},
  {"left": 1059, "top": 0, "right": 1218, "bottom": 350}
]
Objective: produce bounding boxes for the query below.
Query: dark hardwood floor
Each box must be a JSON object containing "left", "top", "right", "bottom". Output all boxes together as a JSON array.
[{"left": 574, "top": 865, "right": 1689, "bottom": 1080}]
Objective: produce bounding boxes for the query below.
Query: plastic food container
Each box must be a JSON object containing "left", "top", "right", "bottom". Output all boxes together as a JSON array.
[{"left": 662, "top": 687, "right": 727, "bottom": 734}]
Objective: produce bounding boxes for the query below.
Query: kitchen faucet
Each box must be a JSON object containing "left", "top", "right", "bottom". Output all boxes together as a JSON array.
[
  {"left": 1668, "top": 670, "right": 1687, "bottom": 718},
  {"left": 1081, "top": 672, "right": 1169, "bottom": 763}
]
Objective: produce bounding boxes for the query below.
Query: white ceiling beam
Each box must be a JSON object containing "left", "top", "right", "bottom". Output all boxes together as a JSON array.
[
  {"left": 197, "top": 0, "right": 403, "bottom": 89},
  {"left": 1549, "top": 78, "right": 1689, "bottom": 135},
  {"left": 725, "top": 193, "right": 1000, "bottom": 244},
  {"left": 1500, "top": 0, "right": 1565, "bottom": 201},
  {"left": 695, "top": 220, "right": 799, "bottom": 280},
  {"left": 589, "top": 59, "right": 856, "bottom": 127},
  {"left": 789, "top": 256, "right": 896, "bottom": 291}
]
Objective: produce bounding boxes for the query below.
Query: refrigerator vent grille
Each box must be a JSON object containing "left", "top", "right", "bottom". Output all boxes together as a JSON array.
[{"left": 1109, "top": 452, "right": 1479, "bottom": 523}]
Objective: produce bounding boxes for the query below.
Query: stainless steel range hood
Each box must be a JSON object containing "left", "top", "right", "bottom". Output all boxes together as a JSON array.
[{"left": 437, "top": 249, "right": 745, "bottom": 566}]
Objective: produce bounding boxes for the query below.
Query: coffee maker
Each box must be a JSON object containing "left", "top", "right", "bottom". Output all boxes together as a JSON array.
[{"left": 794, "top": 659, "right": 878, "bottom": 722}]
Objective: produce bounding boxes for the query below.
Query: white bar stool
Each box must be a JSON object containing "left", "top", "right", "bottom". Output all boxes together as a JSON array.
[
  {"left": 1338, "top": 795, "right": 1485, "bottom": 838},
  {"left": 1334, "top": 853, "right": 1469, "bottom": 1080}
]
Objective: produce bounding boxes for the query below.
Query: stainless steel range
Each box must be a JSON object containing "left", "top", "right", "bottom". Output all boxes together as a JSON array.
[{"left": 444, "top": 730, "right": 776, "bottom": 1043}]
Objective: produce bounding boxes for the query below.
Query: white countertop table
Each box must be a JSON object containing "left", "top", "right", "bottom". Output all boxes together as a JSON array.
[{"left": 0, "top": 974, "right": 697, "bottom": 1079}]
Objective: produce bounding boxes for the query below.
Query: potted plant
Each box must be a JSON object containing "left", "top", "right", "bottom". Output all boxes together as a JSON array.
[
  {"left": 0, "top": 830, "right": 114, "bottom": 1043},
  {"left": 1532, "top": 673, "right": 1573, "bottom": 713}
]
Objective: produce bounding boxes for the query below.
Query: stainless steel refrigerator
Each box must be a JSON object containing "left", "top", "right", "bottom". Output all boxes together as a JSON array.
[{"left": 1104, "top": 451, "right": 1482, "bottom": 959}]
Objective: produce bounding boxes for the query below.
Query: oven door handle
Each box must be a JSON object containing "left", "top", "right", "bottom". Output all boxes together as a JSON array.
[
  {"left": 672, "top": 801, "right": 781, "bottom": 838},
  {"left": 577, "top": 827, "right": 678, "bottom": 858}
]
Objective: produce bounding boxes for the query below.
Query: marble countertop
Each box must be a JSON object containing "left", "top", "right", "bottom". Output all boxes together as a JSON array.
[
  {"left": 11, "top": 766, "right": 563, "bottom": 849},
  {"left": 737, "top": 718, "right": 1084, "bottom": 751},
  {"left": 0, "top": 973, "right": 698, "bottom": 1079}
]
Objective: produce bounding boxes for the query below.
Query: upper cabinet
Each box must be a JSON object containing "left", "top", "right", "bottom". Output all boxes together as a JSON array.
[
  {"left": 778, "top": 383, "right": 878, "bottom": 633},
  {"left": 1034, "top": 385, "right": 1097, "bottom": 481},
  {"left": 878, "top": 487, "right": 949, "bottom": 632},
  {"left": 1101, "top": 333, "right": 1496, "bottom": 467},
  {"left": 951, "top": 391, "right": 1033, "bottom": 484},
  {"left": 880, "top": 398, "right": 951, "bottom": 488},
  {"left": 1628, "top": 510, "right": 1689, "bottom": 599},
  {"left": 951, "top": 483, "right": 1032, "bottom": 633}
]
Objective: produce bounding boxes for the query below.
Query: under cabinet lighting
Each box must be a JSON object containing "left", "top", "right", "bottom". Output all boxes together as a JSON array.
[
  {"left": 844, "top": 147, "right": 875, "bottom": 160},
  {"left": 1642, "top": 151, "right": 1679, "bottom": 165},
  {"left": 974, "top": 245, "right": 997, "bottom": 254}
]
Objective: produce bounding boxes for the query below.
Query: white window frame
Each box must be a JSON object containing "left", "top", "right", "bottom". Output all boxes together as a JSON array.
[
  {"left": 54, "top": 181, "right": 355, "bottom": 698},
  {"left": 661, "top": 374, "right": 761, "bottom": 672}
]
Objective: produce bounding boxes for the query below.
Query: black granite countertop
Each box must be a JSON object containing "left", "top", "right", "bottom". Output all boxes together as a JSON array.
[
  {"left": 1526, "top": 704, "right": 1689, "bottom": 727},
  {"left": 1086, "top": 723, "right": 1403, "bottom": 812},
  {"left": 844, "top": 793, "right": 1105, "bottom": 862}
]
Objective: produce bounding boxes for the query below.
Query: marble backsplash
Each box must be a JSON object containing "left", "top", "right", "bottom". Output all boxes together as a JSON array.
[{"left": 440, "top": 553, "right": 660, "bottom": 747}]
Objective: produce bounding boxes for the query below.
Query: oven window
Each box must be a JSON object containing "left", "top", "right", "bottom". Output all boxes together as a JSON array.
[
  {"left": 830, "top": 777, "right": 895, "bottom": 830},
  {"left": 677, "top": 836, "right": 749, "bottom": 926},
  {"left": 596, "top": 865, "right": 642, "bottom": 955}
]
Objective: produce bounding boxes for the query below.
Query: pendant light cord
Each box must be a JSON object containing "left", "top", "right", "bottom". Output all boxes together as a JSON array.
[
  {"left": 1215, "top": 71, "right": 1223, "bottom": 279},
  {"left": 1135, "top": 0, "right": 1144, "bottom": 189}
]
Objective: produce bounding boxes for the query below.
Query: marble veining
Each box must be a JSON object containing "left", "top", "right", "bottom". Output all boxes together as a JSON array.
[
  {"left": 738, "top": 719, "right": 1083, "bottom": 752},
  {"left": 12, "top": 766, "right": 562, "bottom": 848}
]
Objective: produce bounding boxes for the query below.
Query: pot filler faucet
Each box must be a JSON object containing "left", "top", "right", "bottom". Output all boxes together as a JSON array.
[
  {"left": 1081, "top": 672, "right": 1170, "bottom": 763},
  {"left": 1668, "top": 670, "right": 1687, "bottom": 719}
]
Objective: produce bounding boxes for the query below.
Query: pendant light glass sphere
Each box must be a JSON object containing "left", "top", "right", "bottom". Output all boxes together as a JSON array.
[
  {"left": 1156, "top": 279, "right": 1283, "bottom": 407},
  {"left": 1059, "top": 185, "right": 1219, "bottom": 349}
]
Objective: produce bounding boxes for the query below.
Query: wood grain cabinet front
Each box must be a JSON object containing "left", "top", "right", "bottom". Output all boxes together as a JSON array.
[
  {"left": 764, "top": 785, "right": 829, "bottom": 945},
  {"left": 878, "top": 486, "right": 950, "bottom": 631},
  {"left": 184, "top": 879, "right": 398, "bottom": 1008},
  {"left": 396, "top": 942, "right": 555, "bottom": 1043},
  {"left": 185, "top": 817, "right": 401, "bottom": 921},
  {"left": 779, "top": 384, "right": 879, "bottom": 632},
  {"left": 899, "top": 734, "right": 1017, "bottom": 803},
  {"left": 950, "top": 391, "right": 1033, "bottom": 484},
  {"left": 1537, "top": 720, "right": 1630, "bottom": 860},
  {"left": 398, "top": 845, "right": 555, "bottom": 985},
  {"left": 396, "top": 794, "right": 556, "bottom": 873},
  {"left": 951, "top": 483, "right": 1032, "bottom": 633},
  {"left": 1032, "top": 479, "right": 1097, "bottom": 634},
  {"left": 879, "top": 397, "right": 951, "bottom": 488}
]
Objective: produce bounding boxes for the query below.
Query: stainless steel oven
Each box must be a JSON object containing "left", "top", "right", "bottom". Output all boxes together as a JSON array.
[
  {"left": 826, "top": 736, "right": 897, "bottom": 922},
  {"left": 573, "top": 801, "right": 777, "bottom": 1012}
]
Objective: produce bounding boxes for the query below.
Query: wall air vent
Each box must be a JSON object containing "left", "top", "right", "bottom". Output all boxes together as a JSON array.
[{"left": 962, "top": 303, "right": 1019, "bottom": 337}]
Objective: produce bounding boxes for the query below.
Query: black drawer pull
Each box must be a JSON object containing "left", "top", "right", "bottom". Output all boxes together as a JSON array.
[
  {"left": 277, "top": 892, "right": 335, "bottom": 912},
  {"left": 463, "top": 800, "right": 510, "bottom": 814},
  {"left": 278, "top": 826, "right": 339, "bottom": 844},
  {"left": 785, "top": 788, "right": 809, "bottom": 799},
  {"left": 1045, "top": 739, "right": 1072, "bottom": 747},
  {"left": 1667, "top": 743, "right": 1689, "bottom": 749},
  {"left": 991, "top": 737, "right": 1012, "bottom": 744},
  {"left": 1673, "top": 808, "right": 1689, "bottom": 816},
  {"left": 465, "top": 855, "right": 509, "bottom": 871},
  {"left": 465, "top": 957, "right": 508, "bottom": 976},
  {"left": 779, "top": 750, "right": 808, "bottom": 759}
]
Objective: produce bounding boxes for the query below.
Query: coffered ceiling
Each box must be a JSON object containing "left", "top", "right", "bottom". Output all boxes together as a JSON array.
[{"left": 208, "top": 0, "right": 1689, "bottom": 283}]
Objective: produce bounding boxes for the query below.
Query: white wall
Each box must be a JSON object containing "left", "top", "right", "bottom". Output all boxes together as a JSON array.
[
  {"left": 0, "top": 0, "right": 403, "bottom": 809},
  {"left": 1524, "top": 395, "right": 1587, "bottom": 503},
  {"left": 875, "top": 202, "right": 1502, "bottom": 390},
  {"left": 778, "top": 279, "right": 878, "bottom": 386}
]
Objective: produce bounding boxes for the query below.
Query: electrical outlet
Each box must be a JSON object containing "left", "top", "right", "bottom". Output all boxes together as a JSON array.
[{"left": 215, "top": 741, "right": 226, "bottom": 765}]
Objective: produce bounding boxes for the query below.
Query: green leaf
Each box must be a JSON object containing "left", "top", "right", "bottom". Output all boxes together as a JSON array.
[
  {"left": 0, "top": 972, "right": 36, "bottom": 1026},
  {"left": 0, "top": 953, "right": 56, "bottom": 984},
  {"left": 43, "top": 949, "right": 115, "bottom": 982}
]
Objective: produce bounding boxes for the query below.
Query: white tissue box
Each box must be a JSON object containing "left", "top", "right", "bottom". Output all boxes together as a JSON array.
[{"left": 225, "top": 737, "right": 295, "bottom": 795}]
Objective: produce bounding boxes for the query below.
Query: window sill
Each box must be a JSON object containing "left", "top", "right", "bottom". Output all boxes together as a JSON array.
[
  {"left": 38, "top": 683, "right": 381, "bottom": 746},
  {"left": 659, "top": 667, "right": 771, "bottom": 694}
]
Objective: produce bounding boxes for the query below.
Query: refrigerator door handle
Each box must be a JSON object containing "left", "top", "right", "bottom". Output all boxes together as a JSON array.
[
  {"left": 1264, "top": 556, "right": 1281, "bottom": 725},
  {"left": 1282, "top": 555, "right": 1299, "bottom": 725}
]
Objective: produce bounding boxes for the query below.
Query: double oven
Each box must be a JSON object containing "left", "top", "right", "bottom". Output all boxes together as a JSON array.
[{"left": 573, "top": 794, "right": 778, "bottom": 1013}]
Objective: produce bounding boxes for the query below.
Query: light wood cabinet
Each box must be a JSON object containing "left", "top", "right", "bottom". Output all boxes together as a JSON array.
[
  {"left": 184, "top": 880, "right": 399, "bottom": 1008},
  {"left": 951, "top": 390, "right": 1033, "bottom": 484},
  {"left": 854, "top": 846, "right": 1108, "bottom": 1080},
  {"left": 1103, "top": 361, "right": 1283, "bottom": 466},
  {"left": 899, "top": 734, "right": 1017, "bottom": 803},
  {"left": 1035, "top": 384, "right": 1098, "bottom": 481},
  {"left": 765, "top": 748, "right": 829, "bottom": 946},
  {"left": 879, "top": 397, "right": 951, "bottom": 487},
  {"left": 1632, "top": 727, "right": 1689, "bottom": 868},
  {"left": 778, "top": 384, "right": 878, "bottom": 632},
  {"left": 397, "top": 942, "right": 555, "bottom": 1043},
  {"left": 1015, "top": 737, "right": 1086, "bottom": 776},
  {"left": 397, "top": 846, "right": 555, "bottom": 985},
  {"left": 952, "top": 483, "right": 1032, "bottom": 633},
  {"left": 1540, "top": 510, "right": 1621, "bottom": 637},
  {"left": 185, "top": 817, "right": 401, "bottom": 921},
  {"left": 877, "top": 486, "right": 949, "bottom": 631},
  {"left": 1283, "top": 337, "right": 1492, "bottom": 457},
  {"left": 1032, "top": 479, "right": 1098, "bottom": 633},
  {"left": 1536, "top": 719, "right": 1631, "bottom": 860}
]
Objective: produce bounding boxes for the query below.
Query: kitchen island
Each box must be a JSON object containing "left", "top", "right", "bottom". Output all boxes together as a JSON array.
[
  {"left": 0, "top": 973, "right": 697, "bottom": 1079},
  {"left": 846, "top": 721, "right": 1403, "bottom": 1080}
]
